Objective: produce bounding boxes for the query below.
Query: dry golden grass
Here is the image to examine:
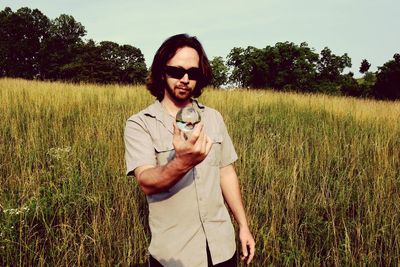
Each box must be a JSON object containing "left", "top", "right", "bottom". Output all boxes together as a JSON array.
[{"left": 1, "top": 78, "right": 399, "bottom": 266}]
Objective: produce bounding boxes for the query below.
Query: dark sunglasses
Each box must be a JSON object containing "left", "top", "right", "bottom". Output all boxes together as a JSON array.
[{"left": 165, "top": 66, "right": 202, "bottom": 80}]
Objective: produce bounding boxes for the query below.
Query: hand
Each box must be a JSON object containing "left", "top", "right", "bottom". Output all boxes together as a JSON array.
[
  {"left": 172, "top": 122, "right": 212, "bottom": 169},
  {"left": 239, "top": 226, "right": 255, "bottom": 265}
]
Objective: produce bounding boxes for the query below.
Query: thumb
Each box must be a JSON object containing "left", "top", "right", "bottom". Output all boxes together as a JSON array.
[
  {"left": 173, "top": 122, "right": 180, "bottom": 136},
  {"left": 173, "top": 122, "right": 182, "bottom": 143}
]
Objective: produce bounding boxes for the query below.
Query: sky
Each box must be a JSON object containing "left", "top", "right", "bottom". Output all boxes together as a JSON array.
[{"left": 2, "top": 0, "right": 399, "bottom": 76}]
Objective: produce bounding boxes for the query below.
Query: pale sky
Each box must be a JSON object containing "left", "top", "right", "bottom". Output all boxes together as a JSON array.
[{"left": 2, "top": 0, "right": 399, "bottom": 76}]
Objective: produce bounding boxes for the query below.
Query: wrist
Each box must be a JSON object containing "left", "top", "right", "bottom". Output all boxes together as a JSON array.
[
  {"left": 239, "top": 222, "right": 250, "bottom": 230},
  {"left": 170, "top": 156, "right": 192, "bottom": 173}
]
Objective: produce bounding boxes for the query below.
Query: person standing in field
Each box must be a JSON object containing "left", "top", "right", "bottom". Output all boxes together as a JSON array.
[{"left": 124, "top": 34, "right": 255, "bottom": 267}]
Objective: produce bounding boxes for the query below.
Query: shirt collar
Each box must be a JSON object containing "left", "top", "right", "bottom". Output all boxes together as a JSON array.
[{"left": 144, "top": 98, "right": 205, "bottom": 119}]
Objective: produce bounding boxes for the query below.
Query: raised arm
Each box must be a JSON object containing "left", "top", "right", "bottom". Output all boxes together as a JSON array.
[{"left": 134, "top": 123, "right": 212, "bottom": 195}]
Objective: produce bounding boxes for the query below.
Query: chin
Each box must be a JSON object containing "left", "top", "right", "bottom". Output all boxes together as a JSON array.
[{"left": 174, "top": 96, "right": 191, "bottom": 103}]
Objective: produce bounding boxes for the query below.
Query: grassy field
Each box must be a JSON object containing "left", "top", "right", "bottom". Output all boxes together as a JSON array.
[{"left": 1, "top": 78, "right": 400, "bottom": 266}]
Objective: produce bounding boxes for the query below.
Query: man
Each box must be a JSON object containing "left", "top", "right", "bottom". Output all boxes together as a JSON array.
[{"left": 124, "top": 34, "right": 255, "bottom": 267}]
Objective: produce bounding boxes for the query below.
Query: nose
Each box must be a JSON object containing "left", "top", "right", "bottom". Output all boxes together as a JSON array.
[{"left": 180, "top": 73, "right": 189, "bottom": 83}]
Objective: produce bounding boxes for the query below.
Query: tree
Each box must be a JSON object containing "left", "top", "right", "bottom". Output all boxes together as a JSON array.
[
  {"left": 97, "top": 41, "right": 147, "bottom": 83},
  {"left": 316, "top": 47, "right": 352, "bottom": 94},
  {"left": 359, "top": 72, "right": 376, "bottom": 97},
  {"left": 340, "top": 72, "right": 363, "bottom": 97},
  {"left": 39, "top": 14, "right": 86, "bottom": 80},
  {"left": 226, "top": 47, "right": 248, "bottom": 87},
  {"left": 0, "top": 7, "right": 12, "bottom": 77},
  {"left": 63, "top": 39, "right": 103, "bottom": 83},
  {"left": 372, "top": 53, "right": 400, "bottom": 100},
  {"left": 342, "top": 59, "right": 375, "bottom": 98},
  {"left": 359, "top": 59, "right": 371, "bottom": 74},
  {"left": 227, "top": 42, "right": 319, "bottom": 91},
  {"left": 0, "top": 7, "right": 147, "bottom": 84},
  {"left": 317, "top": 47, "right": 352, "bottom": 82},
  {"left": 118, "top": 44, "right": 147, "bottom": 84},
  {"left": 263, "top": 42, "right": 318, "bottom": 91},
  {"left": 210, "top": 56, "right": 229, "bottom": 88},
  {"left": 0, "top": 7, "right": 50, "bottom": 78}
]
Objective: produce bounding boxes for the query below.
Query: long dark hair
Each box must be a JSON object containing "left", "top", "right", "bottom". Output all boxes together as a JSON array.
[{"left": 146, "top": 34, "right": 212, "bottom": 101}]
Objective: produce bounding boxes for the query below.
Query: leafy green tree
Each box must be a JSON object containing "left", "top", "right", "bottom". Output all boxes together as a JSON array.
[
  {"left": 359, "top": 72, "right": 376, "bottom": 97},
  {"left": 226, "top": 47, "right": 249, "bottom": 87},
  {"left": 317, "top": 47, "right": 351, "bottom": 82},
  {"left": 63, "top": 39, "right": 102, "bottom": 83},
  {"left": 263, "top": 42, "right": 319, "bottom": 91},
  {"left": 227, "top": 46, "right": 266, "bottom": 88},
  {"left": 97, "top": 41, "right": 147, "bottom": 83},
  {"left": 359, "top": 59, "right": 371, "bottom": 74},
  {"left": 0, "top": 7, "right": 147, "bottom": 84},
  {"left": 246, "top": 46, "right": 268, "bottom": 89},
  {"left": 227, "top": 42, "right": 319, "bottom": 91},
  {"left": 340, "top": 72, "right": 363, "bottom": 97},
  {"left": 342, "top": 59, "right": 374, "bottom": 97},
  {"left": 210, "top": 56, "right": 229, "bottom": 88},
  {"left": 97, "top": 41, "right": 121, "bottom": 82},
  {"left": 315, "top": 47, "right": 352, "bottom": 94},
  {"left": 118, "top": 44, "right": 147, "bottom": 84},
  {"left": 39, "top": 14, "right": 86, "bottom": 80},
  {"left": 372, "top": 53, "right": 400, "bottom": 100},
  {"left": 0, "top": 7, "right": 50, "bottom": 78},
  {"left": 0, "top": 7, "right": 12, "bottom": 77}
]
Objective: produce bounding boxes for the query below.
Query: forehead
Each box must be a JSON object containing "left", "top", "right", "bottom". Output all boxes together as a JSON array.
[{"left": 167, "top": 46, "right": 200, "bottom": 68}]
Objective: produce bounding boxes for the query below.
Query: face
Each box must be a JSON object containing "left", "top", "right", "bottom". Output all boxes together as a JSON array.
[{"left": 164, "top": 46, "right": 200, "bottom": 104}]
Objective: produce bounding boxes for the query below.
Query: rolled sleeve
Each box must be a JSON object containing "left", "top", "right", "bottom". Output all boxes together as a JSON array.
[{"left": 124, "top": 117, "right": 156, "bottom": 176}]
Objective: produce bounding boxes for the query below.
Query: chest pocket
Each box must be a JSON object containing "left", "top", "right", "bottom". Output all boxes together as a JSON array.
[
  {"left": 153, "top": 137, "right": 175, "bottom": 166},
  {"left": 204, "top": 134, "right": 223, "bottom": 166},
  {"left": 153, "top": 132, "right": 223, "bottom": 167}
]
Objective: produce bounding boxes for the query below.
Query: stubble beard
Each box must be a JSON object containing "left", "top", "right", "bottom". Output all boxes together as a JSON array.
[{"left": 165, "top": 83, "right": 193, "bottom": 104}]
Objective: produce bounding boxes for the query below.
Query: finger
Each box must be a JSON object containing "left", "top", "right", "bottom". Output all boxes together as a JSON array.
[
  {"left": 241, "top": 241, "right": 248, "bottom": 261},
  {"left": 192, "top": 130, "right": 204, "bottom": 153},
  {"left": 196, "top": 130, "right": 205, "bottom": 150},
  {"left": 173, "top": 122, "right": 180, "bottom": 136},
  {"left": 201, "top": 133, "right": 209, "bottom": 153},
  {"left": 187, "top": 123, "right": 203, "bottom": 145},
  {"left": 192, "top": 122, "right": 203, "bottom": 135},
  {"left": 247, "top": 243, "right": 255, "bottom": 265},
  {"left": 205, "top": 135, "right": 213, "bottom": 154}
]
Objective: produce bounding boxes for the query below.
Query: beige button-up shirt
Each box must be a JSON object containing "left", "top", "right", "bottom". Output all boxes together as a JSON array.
[{"left": 124, "top": 100, "right": 237, "bottom": 267}]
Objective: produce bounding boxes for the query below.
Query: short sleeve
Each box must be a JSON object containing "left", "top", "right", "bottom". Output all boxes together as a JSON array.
[
  {"left": 216, "top": 112, "right": 238, "bottom": 167},
  {"left": 124, "top": 116, "right": 157, "bottom": 176}
]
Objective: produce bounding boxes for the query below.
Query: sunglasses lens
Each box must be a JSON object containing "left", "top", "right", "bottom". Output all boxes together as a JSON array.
[
  {"left": 165, "top": 66, "right": 185, "bottom": 79},
  {"left": 165, "top": 66, "right": 201, "bottom": 80},
  {"left": 187, "top": 68, "right": 201, "bottom": 80}
]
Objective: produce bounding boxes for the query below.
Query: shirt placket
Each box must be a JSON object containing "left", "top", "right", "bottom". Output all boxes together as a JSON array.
[{"left": 193, "top": 167, "right": 207, "bottom": 225}]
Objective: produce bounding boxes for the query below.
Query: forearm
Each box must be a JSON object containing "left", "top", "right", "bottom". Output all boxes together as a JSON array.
[
  {"left": 220, "top": 165, "right": 250, "bottom": 229},
  {"left": 220, "top": 165, "right": 256, "bottom": 265},
  {"left": 136, "top": 158, "right": 192, "bottom": 195}
]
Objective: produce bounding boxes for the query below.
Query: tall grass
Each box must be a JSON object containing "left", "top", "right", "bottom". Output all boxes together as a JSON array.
[{"left": 1, "top": 78, "right": 399, "bottom": 266}]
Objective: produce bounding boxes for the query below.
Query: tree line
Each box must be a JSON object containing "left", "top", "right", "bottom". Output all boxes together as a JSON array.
[
  {"left": 210, "top": 45, "right": 400, "bottom": 100},
  {"left": 0, "top": 7, "right": 147, "bottom": 84},
  {"left": 1, "top": 7, "right": 399, "bottom": 100}
]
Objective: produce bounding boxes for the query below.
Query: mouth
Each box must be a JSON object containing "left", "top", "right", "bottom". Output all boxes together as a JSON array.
[{"left": 176, "top": 87, "right": 190, "bottom": 93}]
